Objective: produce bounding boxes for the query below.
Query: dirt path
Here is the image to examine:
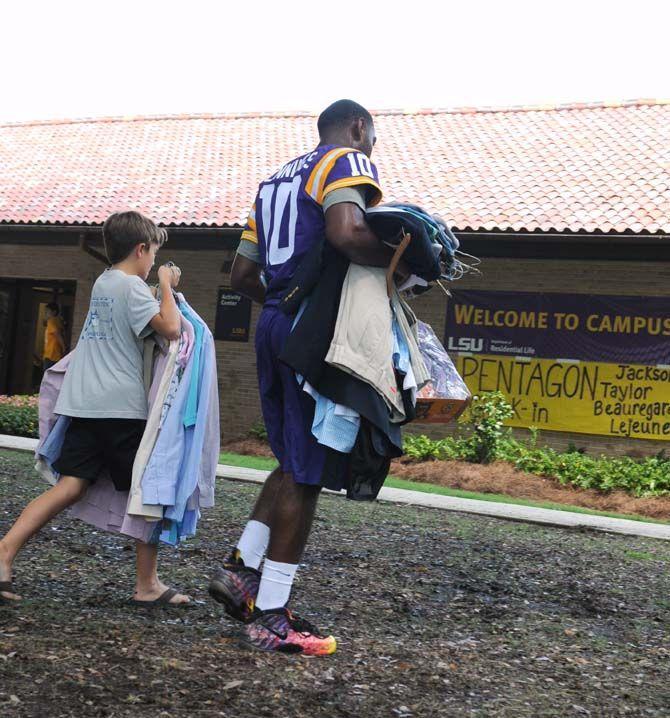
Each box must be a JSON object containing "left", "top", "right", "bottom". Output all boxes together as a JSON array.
[{"left": 1, "top": 450, "right": 669, "bottom": 717}]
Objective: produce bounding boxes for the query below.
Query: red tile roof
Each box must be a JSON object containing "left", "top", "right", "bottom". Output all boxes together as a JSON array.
[{"left": 0, "top": 100, "right": 668, "bottom": 234}]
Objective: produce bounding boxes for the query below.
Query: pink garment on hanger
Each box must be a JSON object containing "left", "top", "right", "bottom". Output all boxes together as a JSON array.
[{"left": 177, "top": 313, "right": 195, "bottom": 368}]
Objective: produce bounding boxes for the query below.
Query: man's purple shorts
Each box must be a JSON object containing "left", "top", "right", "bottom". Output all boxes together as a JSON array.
[{"left": 255, "top": 306, "right": 326, "bottom": 485}]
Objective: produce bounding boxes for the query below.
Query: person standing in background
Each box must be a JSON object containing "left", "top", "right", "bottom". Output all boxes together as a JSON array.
[{"left": 43, "top": 303, "right": 66, "bottom": 371}]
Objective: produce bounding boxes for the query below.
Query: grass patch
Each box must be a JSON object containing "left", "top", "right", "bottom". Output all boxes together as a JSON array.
[
  {"left": 219, "top": 451, "right": 278, "bottom": 472},
  {"left": 219, "top": 451, "right": 669, "bottom": 526}
]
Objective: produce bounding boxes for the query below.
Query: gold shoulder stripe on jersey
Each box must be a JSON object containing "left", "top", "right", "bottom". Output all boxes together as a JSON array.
[
  {"left": 240, "top": 229, "right": 258, "bottom": 244},
  {"left": 305, "top": 147, "right": 357, "bottom": 201}
]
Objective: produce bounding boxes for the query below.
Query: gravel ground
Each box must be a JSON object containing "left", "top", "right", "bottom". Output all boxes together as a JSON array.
[{"left": 0, "top": 449, "right": 669, "bottom": 718}]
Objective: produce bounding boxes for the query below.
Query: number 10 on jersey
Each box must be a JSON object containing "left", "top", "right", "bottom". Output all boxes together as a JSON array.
[{"left": 258, "top": 176, "right": 302, "bottom": 265}]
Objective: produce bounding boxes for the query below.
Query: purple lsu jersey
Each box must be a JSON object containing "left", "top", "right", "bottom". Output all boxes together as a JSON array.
[{"left": 241, "top": 144, "right": 383, "bottom": 304}]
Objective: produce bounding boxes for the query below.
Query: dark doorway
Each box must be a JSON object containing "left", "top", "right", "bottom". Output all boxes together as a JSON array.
[{"left": 0, "top": 279, "right": 76, "bottom": 395}]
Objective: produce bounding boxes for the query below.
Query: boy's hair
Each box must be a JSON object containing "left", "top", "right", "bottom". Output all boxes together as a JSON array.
[
  {"left": 102, "top": 211, "right": 168, "bottom": 264},
  {"left": 46, "top": 302, "right": 60, "bottom": 315}
]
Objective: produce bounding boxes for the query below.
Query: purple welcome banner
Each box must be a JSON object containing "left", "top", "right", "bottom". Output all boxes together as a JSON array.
[{"left": 445, "top": 291, "right": 670, "bottom": 365}]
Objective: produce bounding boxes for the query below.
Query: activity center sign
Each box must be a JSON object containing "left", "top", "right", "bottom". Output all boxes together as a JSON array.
[{"left": 445, "top": 291, "right": 670, "bottom": 441}]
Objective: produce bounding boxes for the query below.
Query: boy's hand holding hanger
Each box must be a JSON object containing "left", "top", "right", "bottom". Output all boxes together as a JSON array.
[{"left": 158, "top": 262, "right": 182, "bottom": 288}]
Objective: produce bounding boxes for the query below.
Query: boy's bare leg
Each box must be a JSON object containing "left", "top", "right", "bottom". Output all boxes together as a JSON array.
[
  {"left": 0, "top": 475, "right": 89, "bottom": 601},
  {"left": 134, "top": 541, "right": 190, "bottom": 604}
]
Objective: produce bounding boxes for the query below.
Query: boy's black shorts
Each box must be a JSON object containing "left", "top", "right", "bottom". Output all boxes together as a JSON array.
[{"left": 53, "top": 418, "right": 146, "bottom": 492}]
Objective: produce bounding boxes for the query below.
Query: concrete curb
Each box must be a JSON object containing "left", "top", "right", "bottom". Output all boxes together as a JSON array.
[
  {"left": 0, "top": 435, "right": 41, "bottom": 453},
  {"left": 3, "top": 434, "right": 669, "bottom": 541}
]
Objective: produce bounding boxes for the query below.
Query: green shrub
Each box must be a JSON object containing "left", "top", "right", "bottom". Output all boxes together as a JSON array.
[
  {"left": 403, "top": 390, "right": 670, "bottom": 498},
  {"left": 0, "top": 395, "right": 39, "bottom": 438},
  {"left": 403, "top": 434, "right": 474, "bottom": 462},
  {"left": 510, "top": 444, "right": 670, "bottom": 498},
  {"left": 404, "top": 434, "right": 444, "bottom": 461},
  {"left": 249, "top": 419, "right": 269, "bottom": 442},
  {"left": 460, "top": 391, "right": 515, "bottom": 464}
]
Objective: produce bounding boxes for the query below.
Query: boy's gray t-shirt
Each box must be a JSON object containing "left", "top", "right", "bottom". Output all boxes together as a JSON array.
[{"left": 55, "top": 269, "right": 160, "bottom": 420}]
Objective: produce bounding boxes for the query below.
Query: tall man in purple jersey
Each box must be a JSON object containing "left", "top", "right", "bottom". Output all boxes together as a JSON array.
[{"left": 210, "top": 100, "right": 405, "bottom": 655}]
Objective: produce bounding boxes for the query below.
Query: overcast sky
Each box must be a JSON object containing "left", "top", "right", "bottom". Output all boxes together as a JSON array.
[{"left": 1, "top": 0, "right": 668, "bottom": 123}]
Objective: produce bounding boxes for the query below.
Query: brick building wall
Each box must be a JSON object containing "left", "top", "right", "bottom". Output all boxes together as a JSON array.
[{"left": 1, "top": 236, "right": 668, "bottom": 456}]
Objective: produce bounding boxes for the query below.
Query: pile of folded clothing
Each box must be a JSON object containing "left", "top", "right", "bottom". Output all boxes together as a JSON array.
[{"left": 366, "top": 202, "right": 479, "bottom": 292}]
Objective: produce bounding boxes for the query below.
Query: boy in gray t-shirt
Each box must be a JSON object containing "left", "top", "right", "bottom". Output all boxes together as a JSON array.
[
  {"left": 0, "top": 211, "right": 189, "bottom": 606},
  {"left": 55, "top": 268, "right": 165, "bottom": 420}
]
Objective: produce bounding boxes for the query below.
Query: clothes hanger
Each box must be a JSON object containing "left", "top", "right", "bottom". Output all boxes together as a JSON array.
[{"left": 385, "top": 231, "right": 412, "bottom": 299}]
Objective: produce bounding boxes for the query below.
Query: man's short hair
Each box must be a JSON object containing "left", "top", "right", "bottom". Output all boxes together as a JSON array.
[
  {"left": 46, "top": 302, "right": 60, "bottom": 315},
  {"left": 102, "top": 211, "right": 168, "bottom": 264},
  {"left": 317, "top": 99, "right": 373, "bottom": 138}
]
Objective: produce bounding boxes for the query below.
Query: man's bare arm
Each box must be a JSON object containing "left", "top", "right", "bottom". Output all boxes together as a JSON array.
[
  {"left": 325, "top": 202, "right": 409, "bottom": 276},
  {"left": 231, "top": 254, "right": 266, "bottom": 305}
]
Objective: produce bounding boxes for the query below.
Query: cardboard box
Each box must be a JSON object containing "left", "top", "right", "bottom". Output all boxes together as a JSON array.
[{"left": 415, "top": 396, "right": 471, "bottom": 424}]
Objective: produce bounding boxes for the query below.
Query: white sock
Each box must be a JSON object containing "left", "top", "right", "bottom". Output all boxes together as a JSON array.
[
  {"left": 256, "top": 559, "right": 298, "bottom": 610},
  {"left": 236, "top": 520, "right": 270, "bottom": 570}
]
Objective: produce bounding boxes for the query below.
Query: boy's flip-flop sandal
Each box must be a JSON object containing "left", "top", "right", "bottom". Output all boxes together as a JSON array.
[
  {"left": 0, "top": 581, "right": 19, "bottom": 604},
  {"left": 129, "top": 587, "right": 191, "bottom": 608}
]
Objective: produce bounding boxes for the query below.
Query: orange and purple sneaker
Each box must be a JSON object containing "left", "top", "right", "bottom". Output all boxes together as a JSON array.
[
  {"left": 208, "top": 550, "right": 260, "bottom": 623},
  {"left": 242, "top": 607, "right": 337, "bottom": 656}
]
